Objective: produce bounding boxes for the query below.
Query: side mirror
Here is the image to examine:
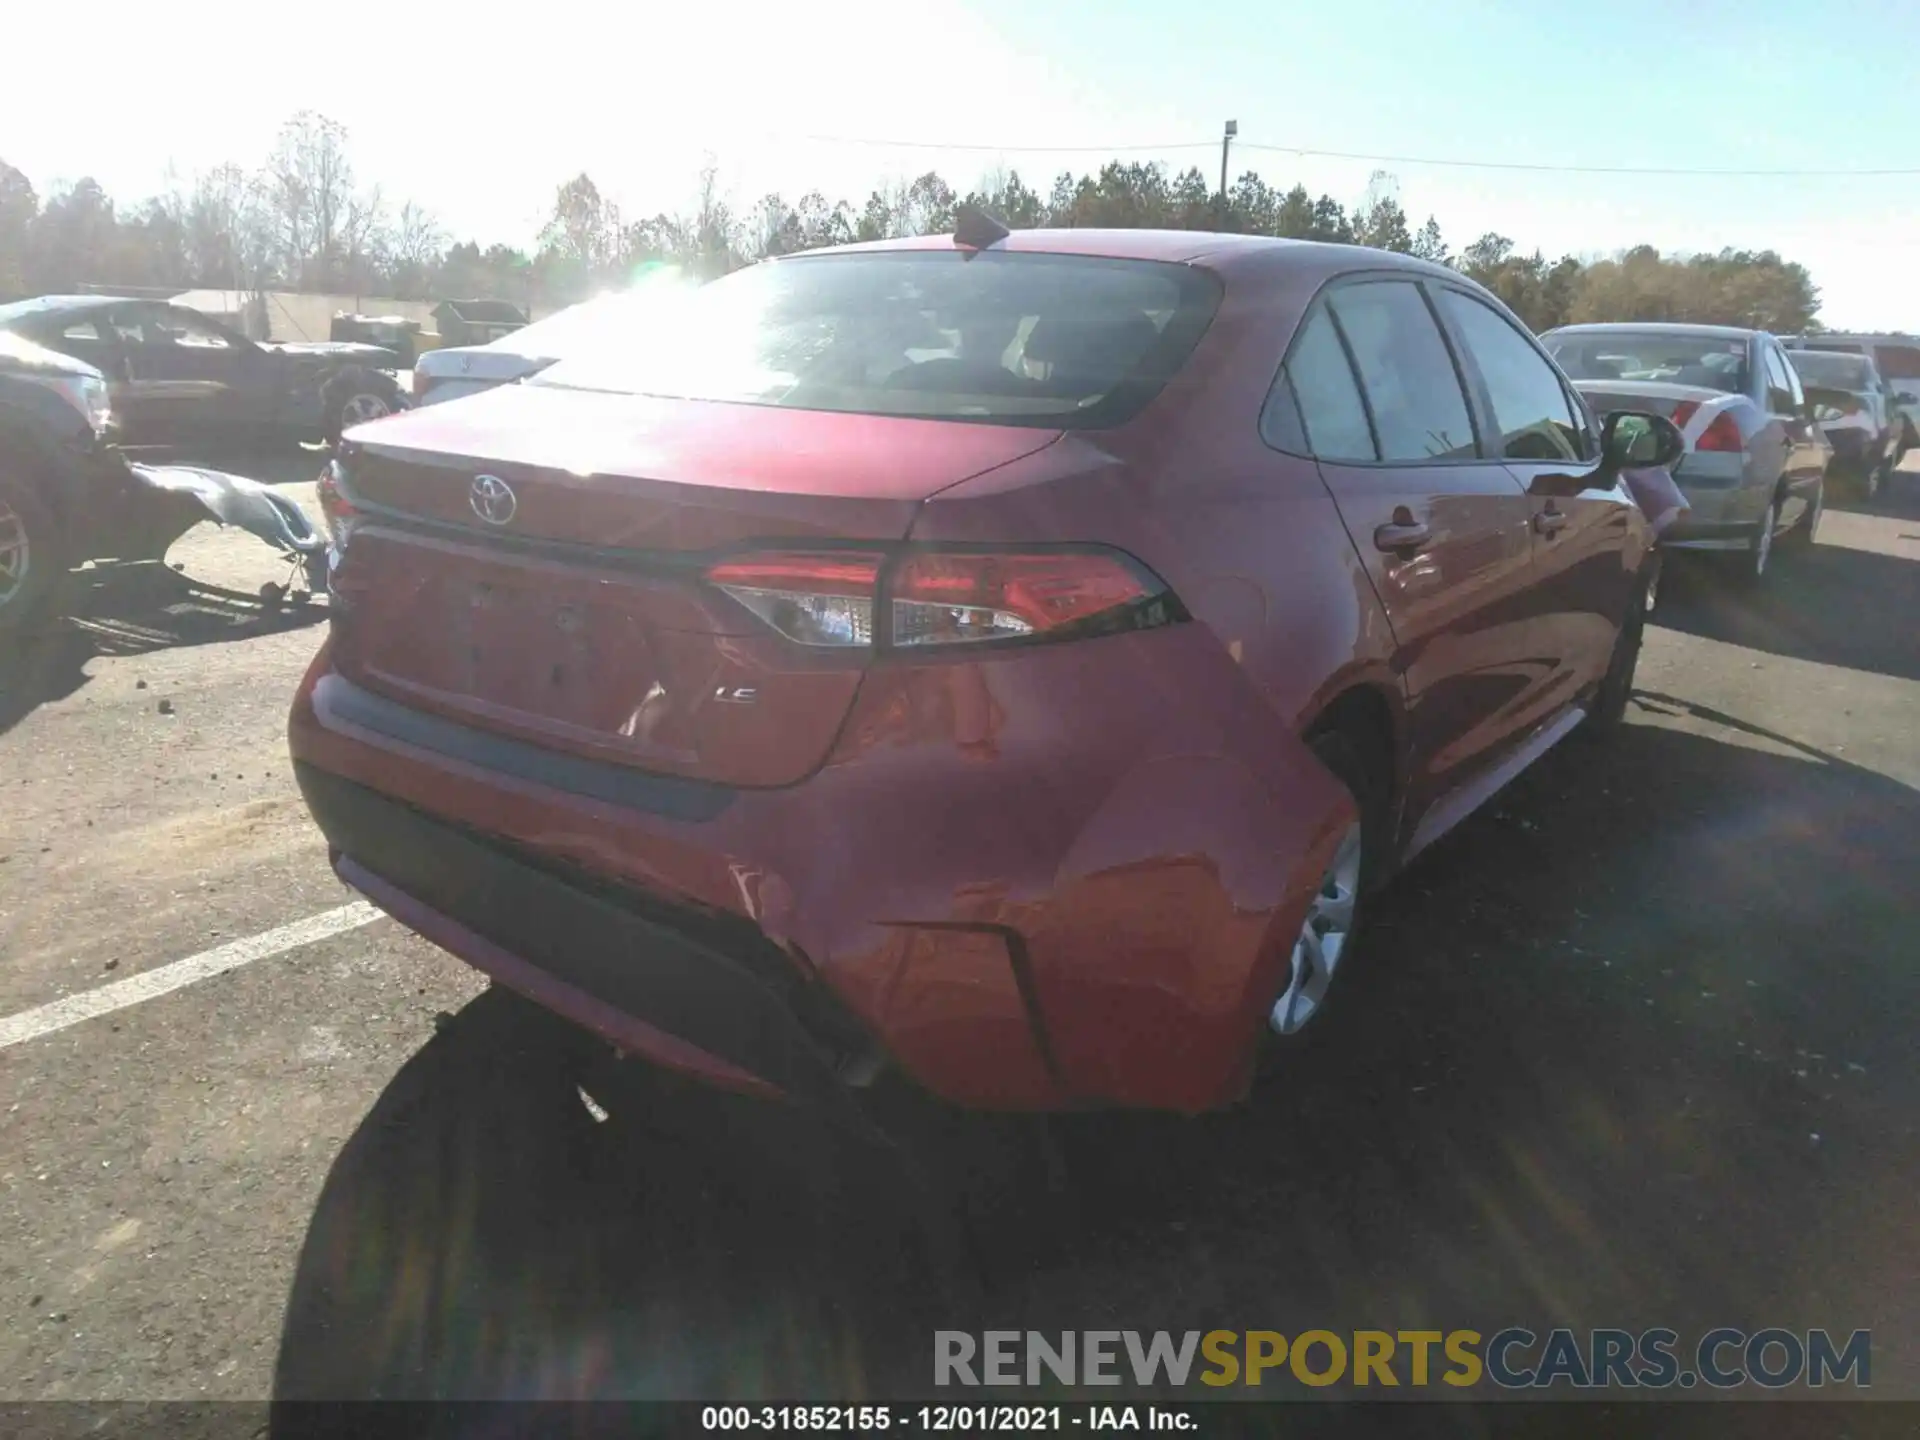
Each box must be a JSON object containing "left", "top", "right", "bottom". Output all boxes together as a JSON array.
[{"left": 1600, "top": 410, "right": 1684, "bottom": 471}]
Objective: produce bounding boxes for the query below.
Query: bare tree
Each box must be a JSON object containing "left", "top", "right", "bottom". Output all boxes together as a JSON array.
[
  {"left": 392, "top": 201, "right": 446, "bottom": 271},
  {"left": 386, "top": 200, "right": 446, "bottom": 298},
  {"left": 264, "top": 111, "right": 356, "bottom": 285},
  {"left": 179, "top": 163, "right": 275, "bottom": 295},
  {"left": 340, "top": 186, "right": 391, "bottom": 296},
  {"left": 688, "top": 161, "right": 739, "bottom": 278},
  {"left": 540, "top": 173, "right": 623, "bottom": 270}
]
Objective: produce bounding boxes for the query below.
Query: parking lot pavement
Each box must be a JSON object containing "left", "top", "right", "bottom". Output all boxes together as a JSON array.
[{"left": 0, "top": 463, "right": 1916, "bottom": 1402}]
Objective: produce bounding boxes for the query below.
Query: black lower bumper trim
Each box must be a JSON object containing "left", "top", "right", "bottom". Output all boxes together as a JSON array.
[
  {"left": 312, "top": 674, "right": 737, "bottom": 822},
  {"left": 293, "top": 762, "right": 865, "bottom": 1111}
]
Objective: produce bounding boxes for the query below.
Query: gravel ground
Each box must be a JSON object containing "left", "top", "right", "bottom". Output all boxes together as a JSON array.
[{"left": 0, "top": 453, "right": 1915, "bottom": 1408}]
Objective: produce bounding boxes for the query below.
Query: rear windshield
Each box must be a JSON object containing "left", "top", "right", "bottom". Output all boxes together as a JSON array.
[
  {"left": 492, "top": 280, "right": 700, "bottom": 359},
  {"left": 1546, "top": 330, "right": 1750, "bottom": 395},
  {"left": 1788, "top": 350, "right": 1870, "bottom": 388},
  {"left": 531, "top": 250, "right": 1222, "bottom": 428}
]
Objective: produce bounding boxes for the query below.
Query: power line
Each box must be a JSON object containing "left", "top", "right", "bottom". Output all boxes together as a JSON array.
[
  {"left": 796, "top": 135, "right": 1216, "bottom": 155},
  {"left": 790, "top": 131, "right": 1920, "bottom": 178},
  {"left": 1236, "top": 142, "right": 1920, "bottom": 178}
]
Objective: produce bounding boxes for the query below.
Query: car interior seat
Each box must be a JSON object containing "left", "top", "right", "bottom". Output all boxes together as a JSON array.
[{"left": 1023, "top": 311, "right": 1161, "bottom": 398}]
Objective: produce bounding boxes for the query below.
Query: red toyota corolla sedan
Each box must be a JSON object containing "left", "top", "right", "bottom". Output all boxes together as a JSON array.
[{"left": 291, "top": 227, "right": 1675, "bottom": 1120}]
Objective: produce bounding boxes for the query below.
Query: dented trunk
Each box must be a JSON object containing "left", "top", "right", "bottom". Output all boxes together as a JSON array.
[{"left": 326, "top": 382, "right": 1061, "bottom": 787}]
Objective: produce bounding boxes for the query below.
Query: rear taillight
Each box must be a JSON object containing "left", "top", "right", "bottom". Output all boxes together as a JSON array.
[
  {"left": 1669, "top": 401, "right": 1744, "bottom": 453},
  {"left": 1696, "top": 415, "right": 1744, "bottom": 452},
  {"left": 889, "top": 550, "right": 1159, "bottom": 646},
  {"left": 706, "top": 547, "right": 1179, "bottom": 651},
  {"left": 410, "top": 364, "right": 438, "bottom": 404},
  {"left": 316, "top": 460, "right": 358, "bottom": 546},
  {"left": 705, "top": 553, "right": 881, "bottom": 648}
]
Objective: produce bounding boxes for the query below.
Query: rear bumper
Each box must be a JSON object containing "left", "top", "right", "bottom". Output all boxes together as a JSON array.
[
  {"left": 288, "top": 632, "right": 1352, "bottom": 1115},
  {"left": 1662, "top": 474, "right": 1769, "bottom": 549},
  {"left": 299, "top": 763, "right": 867, "bottom": 1113}
]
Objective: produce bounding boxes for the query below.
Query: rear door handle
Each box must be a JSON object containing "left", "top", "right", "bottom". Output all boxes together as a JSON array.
[
  {"left": 1374, "top": 520, "right": 1433, "bottom": 552},
  {"left": 1532, "top": 507, "right": 1569, "bottom": 536}
]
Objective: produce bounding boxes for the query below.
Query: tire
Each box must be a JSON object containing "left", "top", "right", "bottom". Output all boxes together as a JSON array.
[
  {"left": 320, "top": 366, "right": 406, "bottom": 447},
  {"left": 1264, "top": 729, "right": 1383, "bottom": 1040},
  {"left": 1641, "top": 548, "right": 1664, "bottom": 616},
  {"left": 0, "top": 475, "right": 63, "bottom": 635},
  {"left": 1583, "top": 567, "right": 1650, "bottom": 739},
  {"left": 1777, "top": 480, "right": 1822, "bottom": 554},
  {"left": 1861, "top": 457, "right": 1884, "bottom": 503},
  {"left": 1735, "top": 494, "right": 1782, "bottom": 585}
]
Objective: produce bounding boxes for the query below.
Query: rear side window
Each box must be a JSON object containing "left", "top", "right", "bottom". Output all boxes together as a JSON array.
[
  {"left": 1788, "top": 350, "right": 1871, "bottom": 389},
  {"left": 1762, "top": 346, "right": 1798, "bottom": 414},
  {"left": 1282, "top": 308, "right": 1375, "bottom": 461},
  {"left": 1324, "top": 281, "right": 1475, "bottom": 460},
  {"left": 532, "top": 251, "right": 1223, "bottom": 430},
  {"left": 1877, "top": 345, "right": 1920, "bottom": 380},
  {"left": 1435, "top": 289, "right": 1584, "bottom": 462}
]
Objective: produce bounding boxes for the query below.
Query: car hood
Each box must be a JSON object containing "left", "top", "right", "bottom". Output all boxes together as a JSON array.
[
  {"left": 0, "top": 329, "right": 105, "bottom": 380},
  {"left": 266, "top": 341, "right": 401, "bottom": 367},
  {"left": 414, "top": 344, "right": 552, "bottom": 383}
]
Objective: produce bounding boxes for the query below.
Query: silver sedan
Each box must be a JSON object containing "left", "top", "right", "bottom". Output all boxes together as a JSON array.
[{"left": 1543, "top": 322, "right": 1831, "bottom": 583}]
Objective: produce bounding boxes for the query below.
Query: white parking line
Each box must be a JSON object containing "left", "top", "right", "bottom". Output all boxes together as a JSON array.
[{"left": 0, "top": 902, "right": 383, "bottom": 1051}]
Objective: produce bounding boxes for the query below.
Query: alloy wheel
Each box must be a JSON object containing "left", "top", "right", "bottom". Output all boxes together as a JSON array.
[
  {"left": 1270, "top": 820, "right": 1363, "bottom": 1036},
  {"left": 0, "top": 496, "right": 30, "bottom": 609},
  {"left": 339, "top": 393, "right": 391, "bottom": 427}
]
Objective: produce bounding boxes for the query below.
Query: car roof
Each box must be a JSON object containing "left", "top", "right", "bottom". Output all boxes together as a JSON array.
[
  {"left": 0, "top": 294, "right": 135, "bottom": 326},
  {"left": 1546, "top": 321, "right": 1759, "bottom": 341},
  {"left": 794, "top": 228, "right": 1448, "bottom": 281}
]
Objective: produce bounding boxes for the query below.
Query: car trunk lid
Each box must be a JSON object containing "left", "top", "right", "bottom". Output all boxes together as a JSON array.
[
  {"left": 1571, "top": 379, "right": 1733, "bottom": 424},
  {"left": 328, "top": 382, "right": 1061, "bottom": 787}
]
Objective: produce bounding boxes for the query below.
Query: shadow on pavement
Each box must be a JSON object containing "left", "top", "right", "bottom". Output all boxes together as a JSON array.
[
  {"left": 272, "top": 715, "right": 1920, "bottom": 1408},
  {"left": 0, "top": 565, "right": 325, "bottom": 736},
  {"left": 1654, "top": 515, "right": 1920, "bottom": 683}
]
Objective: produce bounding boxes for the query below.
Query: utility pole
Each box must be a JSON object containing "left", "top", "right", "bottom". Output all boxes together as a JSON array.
[{"left": 1219, "top": 119, "right": 1238, "bottom": 229}]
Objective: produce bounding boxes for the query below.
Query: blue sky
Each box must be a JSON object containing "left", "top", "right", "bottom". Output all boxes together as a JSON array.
[{"left": 5, "top": 0, "right": 1917, "bottom": 327}]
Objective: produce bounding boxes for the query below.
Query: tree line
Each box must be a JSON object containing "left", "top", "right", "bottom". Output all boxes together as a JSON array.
[{"left": 0, "top": 110, "right": 1823, "bottom": 336}]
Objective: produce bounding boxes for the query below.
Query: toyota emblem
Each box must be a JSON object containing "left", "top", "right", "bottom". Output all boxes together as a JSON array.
[{"left": 470, "top": 474, "right": 517, "bottom": 526}]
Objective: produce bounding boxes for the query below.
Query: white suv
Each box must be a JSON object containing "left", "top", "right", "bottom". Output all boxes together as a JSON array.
[{"left": 1783, "top": 334, "right": 1920, "bottom": 461}]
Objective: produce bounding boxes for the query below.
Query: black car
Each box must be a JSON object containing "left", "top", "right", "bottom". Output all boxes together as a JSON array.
[
  {"left": 0, "top": 295, "right": 408, "bottom": 450},
  {"left": 0, "top": 329, "right": 325, "bottom": 634}
]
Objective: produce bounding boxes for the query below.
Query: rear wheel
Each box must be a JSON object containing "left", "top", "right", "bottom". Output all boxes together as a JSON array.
[
  {"left": 0, "top": 477, "right": 62, "bottom": 635},
  {"left": 1267, "top": 730, "right": 1382, "bottom": 1038},
  {"left": 1778, "top": 480, "right": 1822, "bottom": 553},
  {"left": 321, "top": 366, "right": 406, "bottom": 446},
  {"left": 1583, "top": 568, "right": 1650, "bottom": 739},
  {"left": 1736, "top": 495, "right": 1781, "bottom": 584}
]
